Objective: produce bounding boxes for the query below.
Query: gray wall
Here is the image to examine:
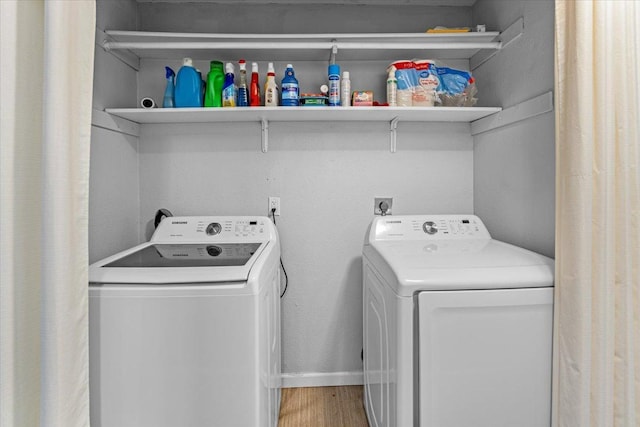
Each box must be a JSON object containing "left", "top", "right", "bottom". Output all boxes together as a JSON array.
[
  {"left": 472, "top": 0, "right": 555, "bottom": 257},
  {"left": 138, "top": 122, "right": 474, "bottom": 381},
  {"left": 90, "top": 0, "right": 556, "bottom": 384},
  {"left": 90, "top": 0, "right": 140, "bottom": 263},
  {"left": 133, "top": 3, "right": 474, "bottom": 384}
]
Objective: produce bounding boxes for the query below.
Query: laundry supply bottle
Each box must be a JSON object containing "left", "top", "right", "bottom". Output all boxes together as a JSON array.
[
  {"left": 249, "top": 62, "right": 261, "bottom": 106},
  {"left": 222, "top": 62, "right": 237, "bottom": 107},
  {"left": 264, "top": 62, "right": 279, "bottom": 106},
  {"left": 281, "top": 64, "right": 299, "bottom": 107},
  {"left": 386, "top": 67, "right": 398, "bottom": 107},
  {"left": 204, "top": 61, "right": 225, "bottom": 107},
  {"left": 328, "top": 64, "right": 341, "bottom": 106},
  {"left": 174, "top": 57, "right": 203, "bottom": 107},
  {"left": 341, "top": 71, "right": 351, "bottom": 107},
  {"left": 162, "top": 66, "right": 175, "bottom": 108},
  {"left": 237, "top": 59, "right": 249, "bottom": 107}
]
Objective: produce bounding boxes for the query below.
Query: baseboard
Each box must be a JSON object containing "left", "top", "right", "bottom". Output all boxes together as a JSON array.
[{"left": 281, "top": 371, "right": 364, "bottom": 388}]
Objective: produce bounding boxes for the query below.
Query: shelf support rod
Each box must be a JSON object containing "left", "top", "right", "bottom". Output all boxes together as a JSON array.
[
  {"left": 261, "top": 119, "right": 269, "bottom": 153},
  {"left": 390, "top": 117, "right": 399, "bottom": 153}
]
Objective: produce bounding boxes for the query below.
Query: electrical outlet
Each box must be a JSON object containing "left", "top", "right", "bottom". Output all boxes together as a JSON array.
[
  {"left": 268, "top": 197, "right": 281, "bottom": 216},
  {"left": 374, "top": 197, "right": 393, "bottom": 215}
]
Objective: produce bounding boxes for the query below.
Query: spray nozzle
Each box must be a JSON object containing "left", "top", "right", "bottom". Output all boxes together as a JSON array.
[{"left": 165, "top": 66, "right": 175, "bottom": 79}]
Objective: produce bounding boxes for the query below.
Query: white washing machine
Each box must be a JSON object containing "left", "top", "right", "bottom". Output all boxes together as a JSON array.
[
  {"left": 362, "top": 215, "right": 554, "bottom": 427},
  {"left": 89, "top": 216, "right": 281, "bottom": 427}
]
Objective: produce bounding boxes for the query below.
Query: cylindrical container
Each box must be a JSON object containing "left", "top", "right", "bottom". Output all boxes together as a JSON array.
[
  {"left": 281, "top": 64, "right": 299, "bottom": 107},
  {"left": 141, "top": 97, "right": 156, "bottom": 109},
  {"left": 328, "top": 64, "right": 341, "bottom": 106},
  {"left": 222, "top": 62, "right": 237, "bottom": 107},
  {"left": 264, "top": 62, "right": 278, "bottom": 106},
  {"left": 174, "top": 57, "right": 203, "bottom": 108},
  {"left": 204, "top": 61, "right": 225, "bottom": 107},
  {"left": 341, "top": 71, "right": 351, "bottom": 107},
  {"left": 386, "top": 68, "right": 397, "bottom": 107}
]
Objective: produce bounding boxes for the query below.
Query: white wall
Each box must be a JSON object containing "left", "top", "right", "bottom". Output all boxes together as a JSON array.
[
  {"left": 90, "top": 0, "right": 140, "bottom": 263},
  {"left": 472, "top": 0, "right": 555, "bottom": 257}
]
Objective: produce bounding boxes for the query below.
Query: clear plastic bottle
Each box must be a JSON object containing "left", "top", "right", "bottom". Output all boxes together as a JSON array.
[
  {"left": 264, "top": 62, "right": 279, "bottom": 106},
  {"left": 328, "top": 64, "right": 341, "bottom": 106},
  {"left": 281, "top": 64, "right": 299, "bottom": 107},
  {"left": 341, "top": 71, "right": 351, "bottom": 107},
  {"left": 162, "top": 66, "right": 175, "bottom": 108},
  {"left": 222, "top": 62, "right": 237, "bottom": 107},
  {"left": 386, "top": 67, "right": 398, "bottom": 107},
  {"left": 237, "top": 59, "right": 249, "bottom": 107}
]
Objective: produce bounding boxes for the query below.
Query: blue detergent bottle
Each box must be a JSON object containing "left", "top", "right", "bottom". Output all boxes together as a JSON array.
[
  {"left": 162, "top": 66, "right": 175, "bottom": 108},
  {"left": 281, "top": 64, "right": 299, "bottom": 106},
  {"left": 174, "top": 58, "right": 202, "bottom": 107}
]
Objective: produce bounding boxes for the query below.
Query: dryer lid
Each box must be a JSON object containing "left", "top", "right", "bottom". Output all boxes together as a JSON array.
[{"left": 367, "top": 239, "right": 554, "bottom": 295}]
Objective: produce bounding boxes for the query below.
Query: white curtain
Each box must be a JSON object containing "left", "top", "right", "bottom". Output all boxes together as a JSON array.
[
  {"left": 554, "top": 1, "right": 640, "bottom": 426},
  {"left": 0, "top": 1, "right": 96, "bottom": 426}
]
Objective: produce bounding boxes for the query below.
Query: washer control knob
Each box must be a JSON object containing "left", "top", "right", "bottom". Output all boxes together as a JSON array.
[
  {"left": 206, "top": 223, "right": 222, "bottom": 236},
  {"left": 423, "top": 221, "right": 438, "bottom": 235}
]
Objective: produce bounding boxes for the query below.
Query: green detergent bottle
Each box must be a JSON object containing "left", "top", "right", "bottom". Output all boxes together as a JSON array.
[{"left": 204, "top": 61, "right": 225, "bottom": 107}]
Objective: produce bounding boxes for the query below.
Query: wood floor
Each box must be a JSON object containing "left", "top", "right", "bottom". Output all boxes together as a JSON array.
[{"left": 278, "top": 386, "right": 369, "bottom": 427}]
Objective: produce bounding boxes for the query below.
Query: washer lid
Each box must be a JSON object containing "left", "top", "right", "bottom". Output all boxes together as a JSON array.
[
  {"left": 89, "top": 241, "right": 268, "bottom": 284},
  {"left": 367, "top": 239, "right": 554, "bottom": 295}
]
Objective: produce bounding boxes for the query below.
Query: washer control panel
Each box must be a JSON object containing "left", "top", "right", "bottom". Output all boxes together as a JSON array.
[
  {"left": 152, "top": 216, "right": 272, "bottom": 242},
  {"left": 369, "top": 215, "right": 491, "bottom": 241}
]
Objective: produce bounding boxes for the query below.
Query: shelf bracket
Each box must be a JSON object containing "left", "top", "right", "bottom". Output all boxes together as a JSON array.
[
  {"left": 389, "top": 117, "right": 399, "bottom": 153},
  {"left": 261, "top": 118, "right": 269, "bottom": 153},
  {"left": 330, "top": 42, "right": 338, "bottom": 64},
  {"left": 95, "top": 28, "right": 140, "bottom": 71}
]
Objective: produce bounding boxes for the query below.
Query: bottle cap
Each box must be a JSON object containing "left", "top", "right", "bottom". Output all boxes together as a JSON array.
[
  {"left": 252, "top": 62, "right": 259, "bottom": 73},
  {"left": 183, "top": 57, "right": 193, "bottom": 67},
  {"left": 165, "top": 66, "right": 175, "bottom": 78},
  {"left": 268, "top": 62, "right": 275, "bottom": 73},
  {"left": 286, "top": 63, "right": 293, "bottom": 69},
  {"left": 225, "top": 62, "right": 235, "bottom": 74},
  {"left": 342, "top": 71, "right": 349, "bottom": 79},
  {"left": 328, "top": 64, "right": 340, "bottom": 76},
  {"left": 239, "top": 59, "right": 246, "bottom": 70},
  {"left": 320, "top": 84, "right": 329, "bottom": 95},
  {"left": 210, "top": 60, "right": 223, "bottom": 71}
]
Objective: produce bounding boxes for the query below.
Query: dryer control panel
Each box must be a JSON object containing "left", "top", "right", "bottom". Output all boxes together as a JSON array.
[
  {"left": 368, "top": 215, "right": 491, "bottom": 241},
  {"left": 151, "top": 216, "right": 275, "bottom": 242}
]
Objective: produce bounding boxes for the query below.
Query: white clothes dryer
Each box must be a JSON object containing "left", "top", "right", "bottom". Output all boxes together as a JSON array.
[
  {"left": 362, "top": 215, "right": 554, "bottom": 427},
  {"left": 89, "top": 216, "right": 281, "bottom": 427}
]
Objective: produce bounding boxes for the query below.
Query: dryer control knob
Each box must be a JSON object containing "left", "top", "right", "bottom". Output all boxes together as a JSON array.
[
  {"left": 206, "top": 245, "right": 222, "bottom": 257},
  {"left": 206, "top": 222, "right": 222, "bottom": 236},
  {"left": 423, "top": 221, "right": 438, "bottom": 235}
]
